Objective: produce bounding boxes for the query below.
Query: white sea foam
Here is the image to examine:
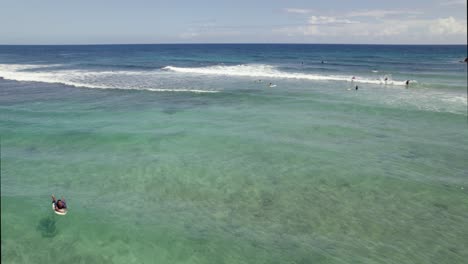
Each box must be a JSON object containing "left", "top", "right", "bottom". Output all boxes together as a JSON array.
[
  {"left": 163, "top": 64, "right": 409, "bottom": 86},
  {"left": 0, "top": 64, "right": 218, "bottom": 93},
  {"left": 0, "top": 63, "right": 409, "bottom": 91},
  {"left": 0, "top": 64, "right": 465, "bottom": 114}
]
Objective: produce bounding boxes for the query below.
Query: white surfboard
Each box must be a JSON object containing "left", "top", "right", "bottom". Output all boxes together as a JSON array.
[{"left": 52, "top": 203, "right": 67, "bottom": 216}]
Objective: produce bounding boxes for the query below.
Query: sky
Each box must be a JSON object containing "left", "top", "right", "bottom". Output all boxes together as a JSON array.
[{"left": 0, "top": 0, "right": 466, "bottom": 44}]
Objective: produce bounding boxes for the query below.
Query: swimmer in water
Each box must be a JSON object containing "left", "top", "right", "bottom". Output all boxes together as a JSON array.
[{"left": 51, "top": 194, "right": 67, "bottom": 214}]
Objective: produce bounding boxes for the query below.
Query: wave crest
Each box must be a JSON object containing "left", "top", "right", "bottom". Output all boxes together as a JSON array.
[
  {"left": 163, "top": 64, "right": 409, "bottom": 85},
  {"left": 0, "top": 64, "right": 218, "bottom": 93}
]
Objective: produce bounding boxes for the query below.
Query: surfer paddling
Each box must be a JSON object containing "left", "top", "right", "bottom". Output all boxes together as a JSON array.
[{"left": 51, "top": 194, "right": 67, "bottom": 215}]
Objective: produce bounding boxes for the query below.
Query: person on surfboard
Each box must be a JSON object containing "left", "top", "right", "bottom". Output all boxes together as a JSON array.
[{"left": 52, "top": 194, "right": 67, "bottom": 214}]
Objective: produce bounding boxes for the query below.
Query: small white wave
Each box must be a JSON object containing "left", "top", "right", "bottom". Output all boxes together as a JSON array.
[
  {"left": 163, "top": 64, "right": 408, "bottom": 86},
  {"left": 144, "top": 88, "right": 216, "bottom": 93},
  {"left": 0, "top": 64, "right": 64, "bottom": 72},
  {"left": 441, "top": 96, "right": 467, "bottom": 104}
]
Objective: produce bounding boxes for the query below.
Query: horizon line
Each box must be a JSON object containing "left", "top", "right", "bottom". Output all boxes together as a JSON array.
[{"left": 0, "top": 42, "right": 467, "bottom": 46}]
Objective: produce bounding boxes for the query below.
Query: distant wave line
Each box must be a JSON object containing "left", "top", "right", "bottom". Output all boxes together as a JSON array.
[
  {"left": 163, "top": 64, "right": 409, "bottom": 86},
  {"left": 0, "top": 64, "right": 218, "bottom": 93}
]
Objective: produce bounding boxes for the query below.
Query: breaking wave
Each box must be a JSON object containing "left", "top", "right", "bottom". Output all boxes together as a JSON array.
[
  {"left": 163, "top": 64, "right": 410, "bottom": 86},
  {"left": 0, "top": 64, "right": 218, "bottom": 93}
]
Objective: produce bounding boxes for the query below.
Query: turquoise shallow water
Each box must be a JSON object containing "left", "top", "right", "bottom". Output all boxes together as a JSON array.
[{"left": 1, "top": 44, "right": 468, "bottom": 263}]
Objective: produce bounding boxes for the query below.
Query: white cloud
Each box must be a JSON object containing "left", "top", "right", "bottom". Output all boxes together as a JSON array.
[
  {"left": 439, "top": 0, "right": 466, "bottom": 6},
  {"left": 179, "top": 32, "right": 199, "bottom": 39},
  {"left": 301, "top": 20, "right": 407, "bottom": 37},
  {"left": 429, "top": 16, "right": 467, "bottom": 34},
  {"left": 309, "top": 16, "right": 359, "bottom": 25},
  {"left": 346, "top": 9, "right": 422, "bottom": 18},
  {"left": 285, "top": 8, "right": 313, "bottom": 14},
  {"left": 374, "top": 23, "right": 409, "bottom": 36},
  {"left": 274, "top": 14, "right": 467, "bottom": 44}
]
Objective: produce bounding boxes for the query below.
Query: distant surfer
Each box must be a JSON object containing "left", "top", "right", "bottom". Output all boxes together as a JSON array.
[
  {"left": 355, "top": 85, "right": 358, "bottom": 90},
  {"left": 52, "top": 194, "right": 67, "bottom": 215},
  {"left": 405, "top": 80, "right": 410, "bottom": 87},
  {"left": 321, "top": 60, "right": 324, "bottom": 64},
  {"left": 351, "top": 76, "right": 356, "bottom": 82}
]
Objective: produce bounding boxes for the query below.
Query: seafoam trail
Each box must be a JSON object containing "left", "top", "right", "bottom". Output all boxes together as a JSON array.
[
  {"left": 0, "top": 64, "right": 218, "bottom": 93},
  {"left": 163, "top": 64, "right": 409, "bottom": 86}
]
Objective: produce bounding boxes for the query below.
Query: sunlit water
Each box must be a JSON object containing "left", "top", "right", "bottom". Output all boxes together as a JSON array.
[{"left": 1, "top": 44, "right": 467, "bottom": 263}]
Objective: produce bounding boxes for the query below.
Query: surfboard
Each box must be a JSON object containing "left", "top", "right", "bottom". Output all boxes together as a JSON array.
[{"left": 52, "top": 203, "right": 67, "bottom": 216}]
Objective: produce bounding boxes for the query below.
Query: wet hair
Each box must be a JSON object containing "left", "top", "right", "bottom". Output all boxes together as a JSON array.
[{"left": 57, "top": 200, "right": 65, "bottom": 209}]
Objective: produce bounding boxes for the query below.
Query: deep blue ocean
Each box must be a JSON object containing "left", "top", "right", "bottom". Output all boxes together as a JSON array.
[{"left": 1, "top": 44, "right": 467, "bottom": 263}]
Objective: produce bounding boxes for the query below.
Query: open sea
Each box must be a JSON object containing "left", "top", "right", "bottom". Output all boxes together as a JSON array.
[{"left": 1, "top": 44, "right": 467, "bottom": 263}]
